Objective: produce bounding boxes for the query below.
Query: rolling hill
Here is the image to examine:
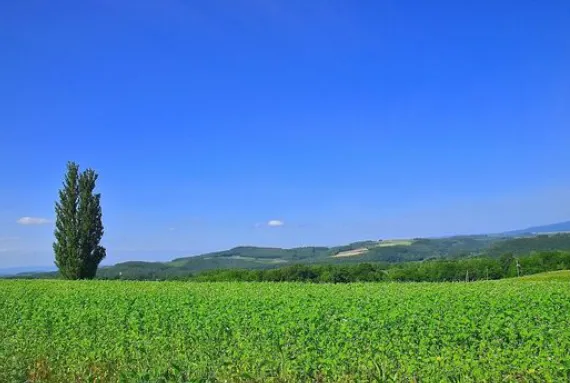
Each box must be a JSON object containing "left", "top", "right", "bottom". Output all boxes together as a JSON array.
[
  {"left": 8, "top": 221, "right": 570, "bottom": 280},
  {"left": 94, "top": 232, "right": 570, "bottom": 279},
  {"left": 93, "top": 235, "right": 510, "bottom": 279}
]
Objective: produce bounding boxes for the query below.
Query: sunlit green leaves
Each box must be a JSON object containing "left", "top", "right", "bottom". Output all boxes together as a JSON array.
[{"left": 1, "top": 280, "right": 570, "bottom": 382}]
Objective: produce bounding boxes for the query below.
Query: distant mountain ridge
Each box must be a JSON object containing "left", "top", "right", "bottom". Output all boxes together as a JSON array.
[
  {"left": 0, "top": 266, "right": 55, "bottom": 276},
  {"left": 502, "top": 221, "right": 570, "bottom": 236}
]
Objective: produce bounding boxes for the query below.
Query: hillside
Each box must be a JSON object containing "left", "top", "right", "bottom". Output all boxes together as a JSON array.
[
  {"left": 503, "top": 221, "right": 570, "bottom": 236},
  {"left": 92, "top": 233, "right": 570, "bottom": 279},
  {"left": 485, "top": 233, "right": 570, "bottom": 257},
  {"left": 94, "top": 235, "right": 504, "bottom": 279},
  {"left": 10, "top": 231, "right": 570, "bottom": 281}
]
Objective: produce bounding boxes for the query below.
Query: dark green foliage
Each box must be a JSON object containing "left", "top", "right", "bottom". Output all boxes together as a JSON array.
[
  {"left": 500, "top": 253, "right": 515, "bottom": 275},
  {"left": 11, "top": 250, "right": 570, "bottom": 283},
  {"left": 167, "top": 236, "right": 502, "bottom": 270},
  {"left": 190, "top": 263, "right": 389, "bottom": 283},
  {"left": 73, "top": 233, "right": 570, "bottom": 280},
  {"left": 361, "top": 236, "right": 498, "bottom": 262},
  {"left": 53, "top": 162, "right": 106, "bottom": 280},
  {"left": 90, "top": 251, "right": 570, "bottom": 283},
  {"left": 172, "top": 246, "right": 332, "bottom": 263},
  {"left": 486, "top": 234, "right": 570, "bottom": 257}
]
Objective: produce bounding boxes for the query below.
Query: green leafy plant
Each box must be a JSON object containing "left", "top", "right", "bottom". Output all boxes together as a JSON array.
[{"left": 1, "top": 279, "right": 569, "bottom": 382}]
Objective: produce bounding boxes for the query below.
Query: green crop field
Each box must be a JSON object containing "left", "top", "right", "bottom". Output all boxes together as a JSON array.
[
  {"left": 519, "top": 269, "right": 570, "bottom": 281},
  {"left": 2, "top": 280, "right": 570, "bottom": 382}
]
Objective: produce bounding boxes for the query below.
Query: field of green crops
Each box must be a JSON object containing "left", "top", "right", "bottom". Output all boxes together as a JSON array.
[
  {"left": 2, "top": 280, "right": 570, "bottom": 382},
  {"left": 519, "top": 269, "right": 570, "bottom": 281}
]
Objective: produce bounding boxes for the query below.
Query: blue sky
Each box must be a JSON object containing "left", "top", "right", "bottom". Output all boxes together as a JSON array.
[{"left": 1, "top": 0, "right": 569, "bottom": 268}]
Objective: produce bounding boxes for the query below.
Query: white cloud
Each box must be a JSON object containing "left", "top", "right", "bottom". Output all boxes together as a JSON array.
[
  {"left": 267, "top": 220, "right": 284, "bottom": 227},
  {"left": 17, "top": 217, "right": 51, "bottom": 225}
]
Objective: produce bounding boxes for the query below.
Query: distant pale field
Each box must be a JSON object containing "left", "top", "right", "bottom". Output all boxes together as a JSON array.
[
  {"left": 180, "top": 255, "right": 288, "bottom": 264},
  {"left": 1, "top": 279, "right": 570, "bottom": 382},
  {"left": 226, "top": 255, "right": 289, "bottom": 264},
  {"left": 333, "top": 240, "right": 414, "bottom": 257},
  {"left": 376, "top": 239, "right": 414, "bottom": 247},
  {"left": 331, "top": 248, "right": 369, "bottom": 257}
]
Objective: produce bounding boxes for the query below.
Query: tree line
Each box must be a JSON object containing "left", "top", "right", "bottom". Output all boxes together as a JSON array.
[{"left": 97, "top": 250, "right": 570, "bottom": 283}]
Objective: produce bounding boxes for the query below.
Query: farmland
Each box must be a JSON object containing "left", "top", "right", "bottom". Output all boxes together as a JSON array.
[
  {"left": 2, "top": 280, "right": 570, "bottom": 382},
  {"left": 519, "top": 269, "right": 570, "bottom": 281}
]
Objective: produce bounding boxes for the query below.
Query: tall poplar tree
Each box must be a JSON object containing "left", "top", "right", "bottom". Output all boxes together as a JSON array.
[{"left": 54, "top": 162, "right": 106, "bottom": 279}]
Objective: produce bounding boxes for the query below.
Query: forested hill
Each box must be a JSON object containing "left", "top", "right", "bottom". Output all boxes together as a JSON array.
[
  {"left": 86, "top": 233, "right": 570, "bottom": 280},
  {"left": 95, "top": 236, "right": 493, "bottom": 278},
  {"left": 10, "top": 233, "right": 570, "bottom": 281},
  {"left": 485, "top": 234, "right": 570, "bottom": 256}
]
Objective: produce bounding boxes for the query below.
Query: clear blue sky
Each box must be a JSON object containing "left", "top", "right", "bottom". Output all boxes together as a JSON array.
[{"left": 1, "top": 0, "right": 569, "bottom": 268}]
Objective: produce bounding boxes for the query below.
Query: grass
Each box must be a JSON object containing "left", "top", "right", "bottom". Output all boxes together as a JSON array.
[
  {"left": 331, "top": 248, "right": 369, "bottom": 258},
  {"left": 2, "top": 279, "right": 570, "bottom": 382},
  {"left": 519, "top": 269, "right": 570, "bottom": 281},
  {"left": 376, "top": 239, "right": 414, "bottom": 247}
]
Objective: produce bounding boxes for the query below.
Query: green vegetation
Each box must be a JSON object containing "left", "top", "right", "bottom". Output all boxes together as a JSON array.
[
  {"left": 376, "top": 239, "right": 414, "bottom": 247},
  {"left": 2, "top": 279, "right": 570, "bottom": 382},
  {"left": 14, "top": 234, "right": 570, "bottom": 281},
  {"left": 170, "top": 235, "right": 501, "bottom": 267},
  {"left": 519, "top": 270, "right": 570, "bottom": 281},
  {"left": 92, "top": 245, "right": 570, "bottom": 282},
  {"left": 53, "top": 162, "right": 106, "bottom": 279},
  {"left": 485, "top": 234, "right": 570, "bottom": 257},
  {"left": 182, "top": 251, "right": 570, "bottom": 283},
  {"left": 93, "top": 235, "right": 517, "bottom": 278}
]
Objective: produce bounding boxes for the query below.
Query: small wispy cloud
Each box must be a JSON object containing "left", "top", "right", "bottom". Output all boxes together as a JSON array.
[
  {"left": 267, "top": 220, "right": 284, "bottom": 227},
  {"left": 254, "top": 220, "right": 285, "bottom": 228},
  {"left": 17, "top": 217, "right": 51, "bottom": 226}
]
